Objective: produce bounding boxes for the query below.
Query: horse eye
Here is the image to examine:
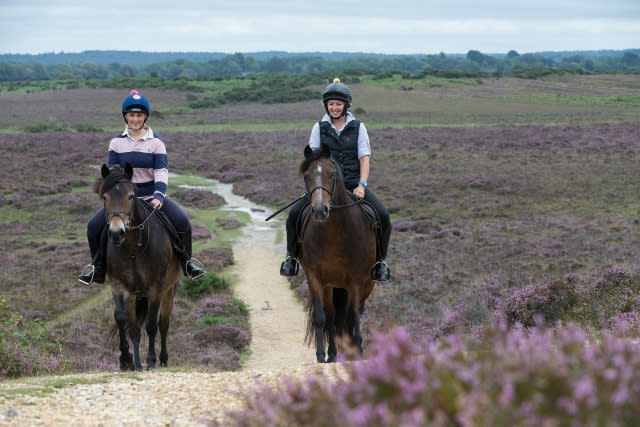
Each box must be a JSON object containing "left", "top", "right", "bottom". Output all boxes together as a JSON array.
[{"left": 128, "top": 194, "right": 135, "bottom": 201}]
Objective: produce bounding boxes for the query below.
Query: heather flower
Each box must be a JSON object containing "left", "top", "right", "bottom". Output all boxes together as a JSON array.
[{"left": 230, "top": 323, "right": 640, "bottom": 427}]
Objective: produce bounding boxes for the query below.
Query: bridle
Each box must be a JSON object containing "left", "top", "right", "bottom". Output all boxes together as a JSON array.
[
  {"left": 304, "top": 158, "right": 361, "bottom": 209},
  {"left": 103, "top": 179, "right": 158, "bottom": 246}
]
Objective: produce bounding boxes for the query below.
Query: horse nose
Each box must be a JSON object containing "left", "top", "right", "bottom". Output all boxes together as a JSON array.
[
  {"left": 312, "top": 204, "right": 330, "bottom": 222},
  {"left": 109, "top": 224, "right": 126, "bottom": 246}
]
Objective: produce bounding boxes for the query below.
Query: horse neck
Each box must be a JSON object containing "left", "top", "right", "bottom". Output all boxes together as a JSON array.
[
  {"left": 131, "top": 198, "right": 147, "bottom": 226},
  {"left": 121, "top": 199, "right": 148, "bottom": 247},
  {"left": 332, "top": 180, "right": 353, "bottom": 205}
]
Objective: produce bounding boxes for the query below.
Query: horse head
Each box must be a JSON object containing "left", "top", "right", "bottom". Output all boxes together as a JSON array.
[
  {"left": 99, "top": 163, "right": 136, "bottom": 246},
  {"left": 301, "top": 143, "right": 340, "bottom": 222}
]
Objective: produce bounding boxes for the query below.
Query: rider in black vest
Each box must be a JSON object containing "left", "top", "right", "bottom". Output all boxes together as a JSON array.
[{"left": 280, "top": 78, "right": 391, "bottom": 281}]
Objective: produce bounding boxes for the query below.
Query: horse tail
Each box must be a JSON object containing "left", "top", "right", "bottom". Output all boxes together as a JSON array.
[
  {"left": 109, "top": 324, "right": 119, "bottom": 341},
  {"left": 304, "top": 291, "right": 336, "bottom": 348},
  {"left": 304, "top": 295, "right": 315, "bottom": 347}
]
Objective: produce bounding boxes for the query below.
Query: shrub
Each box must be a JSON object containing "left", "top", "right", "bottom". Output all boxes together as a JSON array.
[
  {"left": 229, "top": 323, "right": 640, "bottom": 427},
  {"left": 0, "top": 298, "right": 67, "bottom": 378},
  {"left": 180, "top": 271, "right": 230, "bottom": 297},
  {"left": 501, "top": 277, "right": 579, "bottom": 326}
]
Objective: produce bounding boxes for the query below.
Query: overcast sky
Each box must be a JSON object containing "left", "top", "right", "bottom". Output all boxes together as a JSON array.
[{"left": 1, "top": 0, "right": 638, "bottom": 55}]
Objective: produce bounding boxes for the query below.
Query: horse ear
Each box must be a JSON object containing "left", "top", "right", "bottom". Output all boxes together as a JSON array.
[
  {"left": 101, "top": 164, "right": 110, "bottom": 178},
  {"left": 320, "top": 143, "right": 331, "bottom": 158},
  {"left": 304, "top": 145, "right": 313, "bottom": 159},
  {"left": 124, "top": 163, "right": 133, "bottom": 180}
]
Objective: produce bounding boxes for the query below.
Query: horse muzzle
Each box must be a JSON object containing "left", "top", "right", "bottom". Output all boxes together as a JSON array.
[
  {"left": 311, "top": 204, "right": 330, "bottom": 222},
  {"left": 109, "top": 222, "right": 126, "bottom": 246}
]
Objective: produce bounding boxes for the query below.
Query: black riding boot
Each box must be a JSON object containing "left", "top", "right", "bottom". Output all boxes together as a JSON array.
[
  {"left": 280, "top": 219, "right": 299, "bottom": 276},
  {"left": 280, "top": 253, "right": 299, "bottom": 276},
  {"left": 79, "top": 228, "right": 106, "bottom": 286},
  {"left": 371, "top": 224, "right": 391, "bottom": 281},
  {"left": 178, "top": 231, "right": 206, "bottom": 280}
]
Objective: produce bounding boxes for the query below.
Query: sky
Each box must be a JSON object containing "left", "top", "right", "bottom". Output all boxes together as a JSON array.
[{"left": 0, "top": 0, "right": 639, "bottom": 56}]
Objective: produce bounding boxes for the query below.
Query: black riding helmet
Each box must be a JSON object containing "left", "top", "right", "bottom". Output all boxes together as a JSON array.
[{"left": 322, "top": 78, "right": 351, "bottom": 115}]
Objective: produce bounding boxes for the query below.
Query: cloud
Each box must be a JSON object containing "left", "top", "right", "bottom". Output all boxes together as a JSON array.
[{"left": 0, "top": 1, "right": 638, "bottom": 54}]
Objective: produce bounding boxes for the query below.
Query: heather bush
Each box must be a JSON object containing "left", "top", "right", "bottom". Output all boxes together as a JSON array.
[
  {"left": 0, "top": 298, "right": 67, "bottom": 378},
  {"left": 501, "top": 276, "right": 580, "bottom": 326},
  {"left": 180, "top": 271, "right": 230, "bottom": 297},
  {"left": 574, "top": 265, "right": 640, "bottom": 328},
  {"left": 230, "top": 323, "right": 640, "bottom": 427}
]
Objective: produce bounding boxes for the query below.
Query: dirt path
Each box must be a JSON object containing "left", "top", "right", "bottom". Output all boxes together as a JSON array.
[
  {"left": 232, "top": 223, "right": 313, "bottom": 370},
  {"left": 205, "top": 178, "right": 313, "bottom": 370},
  {"left": 0, "top": 181, "right": 320, "bottom": 426}
]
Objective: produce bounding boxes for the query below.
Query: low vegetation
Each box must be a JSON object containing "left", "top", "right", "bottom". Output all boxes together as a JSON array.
[{"left": 1, "top": 72, "right": 640, "bottom": 424}]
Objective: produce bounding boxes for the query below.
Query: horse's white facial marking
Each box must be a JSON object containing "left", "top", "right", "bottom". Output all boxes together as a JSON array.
[{"left": 311, "top": 164, "right": 324, "bottom": 200}]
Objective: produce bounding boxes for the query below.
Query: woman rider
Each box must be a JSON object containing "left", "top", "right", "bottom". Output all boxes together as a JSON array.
[
  {"left": 280, "top": 78, "right": 391, "bottom": 281},
  {"left": 79, "top": 89, "right": 205, "bottom": 285}
]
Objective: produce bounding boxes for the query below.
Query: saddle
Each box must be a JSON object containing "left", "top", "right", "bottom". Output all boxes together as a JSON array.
[{"left": 296, "top": 196, "right": 381, "bottom": 245}]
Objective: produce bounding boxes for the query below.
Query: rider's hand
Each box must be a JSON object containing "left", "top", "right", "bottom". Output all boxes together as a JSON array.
[
  {"left": 354, "top": 185, "right": 365, "bottom": 199},
  {"left": 150, "top": 199, "right": 163, "bottom": 209}
]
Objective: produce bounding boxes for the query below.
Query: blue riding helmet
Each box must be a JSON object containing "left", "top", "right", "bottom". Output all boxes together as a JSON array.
[{"left": 121, "top": 89, "right": 151, "bottom": 115}]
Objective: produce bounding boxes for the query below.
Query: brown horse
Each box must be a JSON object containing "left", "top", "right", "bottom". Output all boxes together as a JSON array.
[
  {"left": 298, "top": 143, "right": 377, "bottom": 363},
  {"left": 97, "top": 163, "right": 181, "bottom": 371}
]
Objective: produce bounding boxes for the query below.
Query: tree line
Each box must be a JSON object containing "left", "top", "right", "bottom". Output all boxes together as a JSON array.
[{"left": 0, "top": 49, "right": 639, "bottom": 82}]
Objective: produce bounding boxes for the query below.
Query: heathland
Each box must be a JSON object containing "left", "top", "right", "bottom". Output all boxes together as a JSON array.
[{"left": 2, "top": 72, "right": 640, "bottom": 424}]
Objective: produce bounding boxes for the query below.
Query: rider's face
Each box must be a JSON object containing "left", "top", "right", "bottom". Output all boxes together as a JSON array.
[
  {"left": 124, "top": 112, "right": 148, "bottom": 130},
  {"left": 326, "top": 100, "right": 345, "bottom": 118}
]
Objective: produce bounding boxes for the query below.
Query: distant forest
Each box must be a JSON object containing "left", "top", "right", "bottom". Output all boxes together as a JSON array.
[{"left": 1, "top": 49, "right": 639, "bottom": 81}]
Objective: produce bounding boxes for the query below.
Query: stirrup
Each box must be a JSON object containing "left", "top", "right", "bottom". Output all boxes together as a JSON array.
[
  {"left": 186, "top": 258, "right": 206, "bottom": 280},
  {"left": 78, "top": 264, "right": 95, "bottom": 286}
]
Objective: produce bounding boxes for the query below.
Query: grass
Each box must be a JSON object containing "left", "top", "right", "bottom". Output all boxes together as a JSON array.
[
  {"left": 2, "top": 73, "right": 640, "bottom": 379},
  {"left": 0, "top": 371, "right": 143, "bottom": 399}
]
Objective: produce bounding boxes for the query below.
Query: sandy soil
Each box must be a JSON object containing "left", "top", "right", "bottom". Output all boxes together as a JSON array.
[{"left": 0, "top": 187, "right": 322, "bottom": 427}]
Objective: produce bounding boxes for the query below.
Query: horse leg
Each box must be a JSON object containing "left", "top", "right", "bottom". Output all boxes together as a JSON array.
[
  {"left": 326, "top": 331, "right": 337, "bottom": 363},
  {"left": 326, "top": 299, "right": 337, "bottom": 363},
  {"left": 113, "top": 293, "right": 134, "bottom": 371},
  {"left": 129, "top": 317, "right": 143, "bottom": 371},
  {"left": 125, "top": 297, "right": 143, "bottom": 371},
  {"left": 158, "top": 285, "right": 175, "bottom": 367},
  {"left": 352, "top": 307, "right": 363, "bottom": 354},
  {"left": 145, "top": 301, "right": 160, "bottom": 369},
  {"left": 311, "top": 294, "right": 326, "bottom": 363}
]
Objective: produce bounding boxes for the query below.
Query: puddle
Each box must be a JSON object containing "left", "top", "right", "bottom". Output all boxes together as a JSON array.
[{"left": 178, "top": 177, "right": 281, "bottom": 234}]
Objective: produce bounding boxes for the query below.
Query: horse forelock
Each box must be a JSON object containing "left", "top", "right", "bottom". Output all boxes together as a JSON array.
[
  {"left": 300, "top": 148, "right": 331, "bottom": 175},
  {"left": 98, "top": 166, "right": 130, "bottom": 196}
]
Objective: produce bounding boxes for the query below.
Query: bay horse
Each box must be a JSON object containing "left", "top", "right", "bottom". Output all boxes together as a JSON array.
[
  {"left": 97, "top": 163, "right": 181, "bottom": 371},
  {"left": 298, "top": 143, "right": 377, "bottom": 363}
]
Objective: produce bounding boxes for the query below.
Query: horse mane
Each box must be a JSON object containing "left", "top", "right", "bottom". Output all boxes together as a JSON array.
[{"left": 95, "top": 165, "right": 129, "bottom": 196}]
